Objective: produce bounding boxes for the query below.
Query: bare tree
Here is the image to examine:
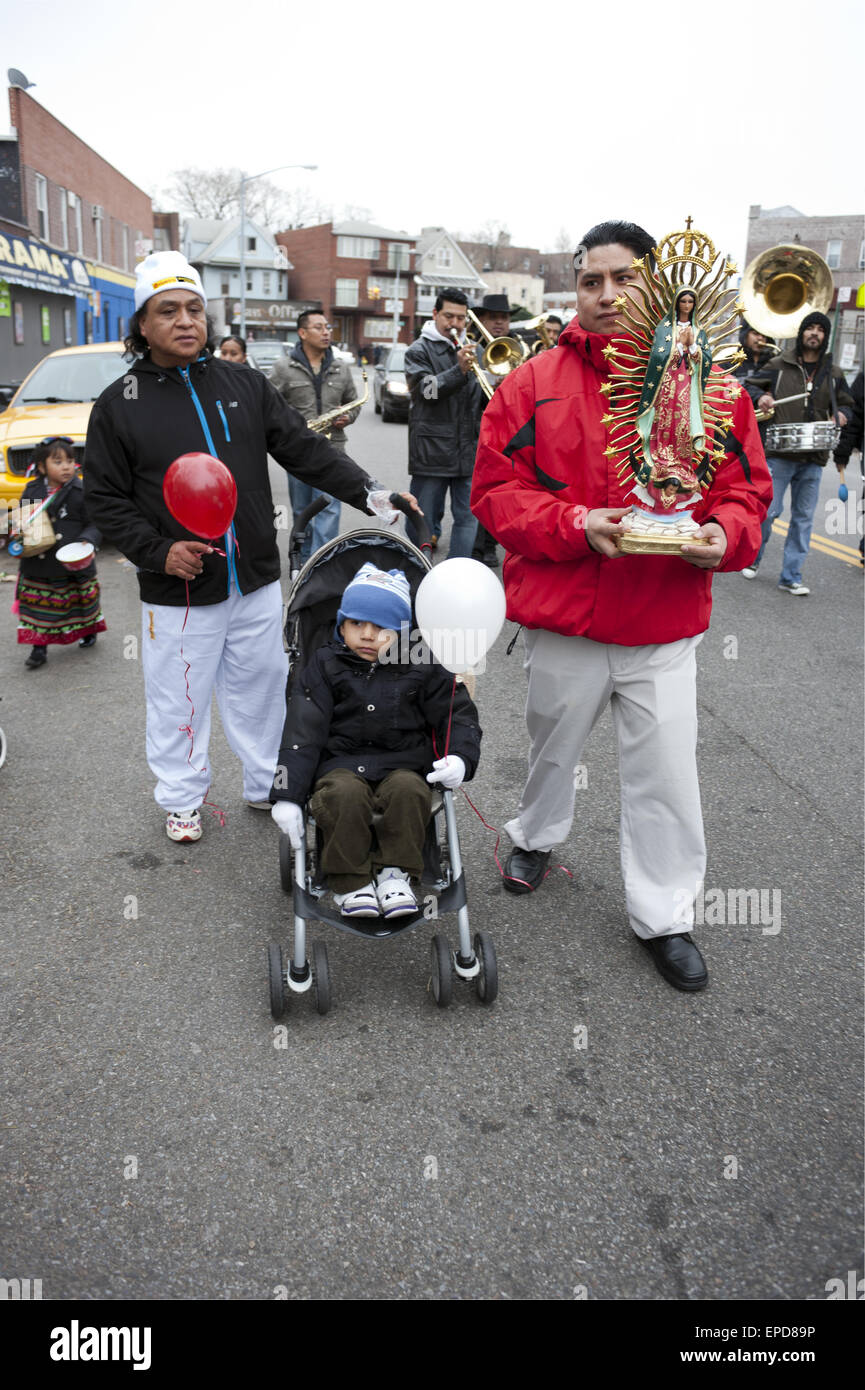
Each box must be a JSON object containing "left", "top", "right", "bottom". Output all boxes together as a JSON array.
[
  {"left": 164, "top": 167, "right": 330, "bottom": 230},
  {"left": 471, "top": 220, "right": 512, "bottom": 270},
  {"left": 553, "top": 226, "right": 574, "bottom": 254}
]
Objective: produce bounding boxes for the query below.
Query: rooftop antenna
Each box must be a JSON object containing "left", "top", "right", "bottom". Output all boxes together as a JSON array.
[{"left": 7, "top": 69, "right": 35, "bottom": 90}]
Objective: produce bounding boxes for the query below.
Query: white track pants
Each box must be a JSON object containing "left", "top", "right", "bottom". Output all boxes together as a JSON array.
[
  {"left": 141, "top": 582, "right": 288, "bottom": 812},
  {"left": 505, "top": 630, "right": 706, "bottom": 939}
]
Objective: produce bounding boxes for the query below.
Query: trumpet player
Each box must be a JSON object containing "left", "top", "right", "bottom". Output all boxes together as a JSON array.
[
  {"left": 404, "top": 288, "right": 483, "bottom": 559},
  {"left": 271, "top": 310, "right": 363, "bottom": 561}
]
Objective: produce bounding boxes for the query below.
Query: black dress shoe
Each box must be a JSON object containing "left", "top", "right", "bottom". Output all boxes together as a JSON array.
[
  {"left": 25, "top": 646, "right": 47, "bottom": 669},
  {"left": 503, "top": 847, "right": 551, "bottom": 894},
  {"left": 79, "top": 634, "right": 97, "bottom": 648},
  {"left": 639, "top": 932, "right": 708, "bottom": 992}
]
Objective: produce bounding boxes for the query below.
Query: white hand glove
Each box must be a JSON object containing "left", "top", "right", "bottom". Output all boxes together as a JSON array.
[
  {"left": 366, "top": 488, "right": 399, "bottom": 526},
  {"left": 426, "top": 755, "right": 466, "bottom": 790},
  {"left": 271, "top": 801, "right": 304, "bottom": 848}
]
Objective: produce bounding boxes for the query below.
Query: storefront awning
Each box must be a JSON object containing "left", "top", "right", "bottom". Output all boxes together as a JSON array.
[{"left": 0, "top": 230, "right": 92, "bottom": 298}]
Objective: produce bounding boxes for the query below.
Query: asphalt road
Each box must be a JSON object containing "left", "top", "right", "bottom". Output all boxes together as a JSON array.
[{"left": 1, "top": 378, "right": 862, "bottom": 1303}]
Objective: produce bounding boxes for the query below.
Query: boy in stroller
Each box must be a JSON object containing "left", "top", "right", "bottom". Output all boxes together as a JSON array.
[{"left": 270, "top": 563, "right": 481, "bottom": 920}]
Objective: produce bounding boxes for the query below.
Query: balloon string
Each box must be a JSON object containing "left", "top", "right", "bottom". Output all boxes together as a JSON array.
[
  {"left": 177, "top": 579, "right": 227, "bottom": 829},
  {"left": 431, "top": 675, "right": 458, "bottom": 762},
  {"left": 459, "top": 788, "right": 572, "bottom": 888}
]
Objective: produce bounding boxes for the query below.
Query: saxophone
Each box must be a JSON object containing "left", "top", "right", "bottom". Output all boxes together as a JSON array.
[{"left": 307, "top": 370, "right": 369, "bottom": 437}]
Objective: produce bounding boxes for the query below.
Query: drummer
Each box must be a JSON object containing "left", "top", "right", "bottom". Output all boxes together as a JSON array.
[{"left": 743, "top": 311, "right": 853, "bottom": 595}]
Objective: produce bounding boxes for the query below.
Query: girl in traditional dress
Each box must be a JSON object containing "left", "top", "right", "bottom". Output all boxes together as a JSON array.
[{"left": 14, "top": 438, "right": 106, "bottom": 669}]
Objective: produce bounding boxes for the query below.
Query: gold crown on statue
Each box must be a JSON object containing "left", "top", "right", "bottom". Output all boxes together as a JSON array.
[{"left": 653, "top": 218, "right": 716, "bottom": 275}]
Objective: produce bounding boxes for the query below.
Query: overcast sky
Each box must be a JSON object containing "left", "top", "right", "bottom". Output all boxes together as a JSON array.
[{"left": 3, "top": 0, "right": 863, "bottom": 267}]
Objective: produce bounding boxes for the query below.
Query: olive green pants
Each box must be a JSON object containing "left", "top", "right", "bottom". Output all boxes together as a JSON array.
[{"left": 309, "top": 768, "right": 432, "bottom": 892}]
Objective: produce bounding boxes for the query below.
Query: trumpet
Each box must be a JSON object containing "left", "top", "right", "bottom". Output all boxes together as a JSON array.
[
  {"left": 450, "top": 327, "right": 494, "bottom": 400},
  {"left": 307, "top": 370, "right": 369, "bottom": 436},
  {"left": 512, "top": 311, "right": 554, "bottom": 354},
  {"left": 466, "top": 309, "right": 526, "bottom": 376}
]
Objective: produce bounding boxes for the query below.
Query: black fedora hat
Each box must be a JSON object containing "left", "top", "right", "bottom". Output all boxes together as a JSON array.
[{"left": 473, "top": 294, "right": 510, "bottom": 316}]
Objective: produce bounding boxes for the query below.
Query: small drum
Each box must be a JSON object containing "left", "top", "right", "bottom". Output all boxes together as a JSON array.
[{"left": 764, "top": 421, "right": 841, "bottom": 453}]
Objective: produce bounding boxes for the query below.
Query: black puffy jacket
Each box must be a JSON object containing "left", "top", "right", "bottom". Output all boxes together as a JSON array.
[
  {"left": 84, "top": 352, "right": 374, "bottom": 606},
  {"left": 404, "top": 331, "right": 482, "bottom": 477},
  {"left": 271, "top": 638, "right": 482, "bottom": 804}
]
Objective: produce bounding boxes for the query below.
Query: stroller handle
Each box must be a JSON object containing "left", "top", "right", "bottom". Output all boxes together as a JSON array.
[
  {"left": 290, "top": 494, "right": 331, "bottom": 555},
  {"left": 388, "top": 492, "right": 433, "bottom": 551}
]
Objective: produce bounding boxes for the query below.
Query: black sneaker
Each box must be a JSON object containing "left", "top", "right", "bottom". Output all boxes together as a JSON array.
[
  {"left": 25, "top": 646, "right": 47, "bottom": 669},
  {"left": 503, "top": 847, "right": 551, "bottom": 894}
]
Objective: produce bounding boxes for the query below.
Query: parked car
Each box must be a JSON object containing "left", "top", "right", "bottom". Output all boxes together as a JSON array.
[
  {"left": 0, "top": 342, "right": 128, "bottom": 531},
  {"left": 332, "top": 345, "right": 356, "bottom": 366},
  {"left": 373, "top": 345, "right": 410, "bottom": 422},
  {"left": 246, "top": 340, "right": 289, "bottom": 375}
]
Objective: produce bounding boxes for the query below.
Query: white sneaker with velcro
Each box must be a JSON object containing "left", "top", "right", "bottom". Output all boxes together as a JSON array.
[{"left": 375, "top": 868, "right": 418, "bottom": 918}]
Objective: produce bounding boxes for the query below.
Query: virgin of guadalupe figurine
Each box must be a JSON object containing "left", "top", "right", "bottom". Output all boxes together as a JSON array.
[
  {"left": 634, "top": 289, "right": 712, "bottom": 512},
  {"left": 601, "top": 221, "right": 747, "bottom": 554}
]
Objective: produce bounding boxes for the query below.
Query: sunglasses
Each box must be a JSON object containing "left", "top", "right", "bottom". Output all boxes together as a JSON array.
[{"left": 41, "top": 435, "right": 74, "bottom": 446}]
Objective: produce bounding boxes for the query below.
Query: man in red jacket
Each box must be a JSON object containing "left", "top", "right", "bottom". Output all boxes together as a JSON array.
[{"left": 471, "top": 221, "right": 772, "bottom": 992}]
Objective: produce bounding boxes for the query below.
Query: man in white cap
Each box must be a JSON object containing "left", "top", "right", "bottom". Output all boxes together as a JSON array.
[{"left": 85, "top": 251, "right": 406, "bottom": 842}]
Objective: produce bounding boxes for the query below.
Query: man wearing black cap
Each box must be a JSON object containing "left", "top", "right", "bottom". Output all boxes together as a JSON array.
[
  {"left": 744, "top": 312, "right": 853, "bottom": 593},
  {"left": 732, "top": 320, "right": 775, "bottom": 385}
]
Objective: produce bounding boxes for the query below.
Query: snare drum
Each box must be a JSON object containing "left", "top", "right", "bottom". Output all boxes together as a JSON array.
[{"left": 764, "top": 421, "right": 841, "bottom": 453}]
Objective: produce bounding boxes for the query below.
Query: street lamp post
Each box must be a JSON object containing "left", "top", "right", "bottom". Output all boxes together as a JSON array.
[{"left": 239, "top": 162, "right": 317, "bottom": 339}]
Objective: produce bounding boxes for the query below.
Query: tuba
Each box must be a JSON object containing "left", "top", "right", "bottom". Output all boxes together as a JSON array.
[{"left": 740, "top": 244, "right": 834, "bottom": 342}]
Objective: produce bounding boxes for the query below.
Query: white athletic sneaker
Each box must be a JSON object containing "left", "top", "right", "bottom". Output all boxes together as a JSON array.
[
  {"left": 333, "top": 883, "right": 380, "bottom": 918},
  {"left": 742, "top": 566, "right": 758, "bottom": 580},
  {"left": 166, "top": 808, "right": 202, "bottom": 842},
  {"left": 375, "top": 868, "right": 418, "bottom": 919},
  {"left": 778, "top": 581, "right": 810, "bottom": 596}
]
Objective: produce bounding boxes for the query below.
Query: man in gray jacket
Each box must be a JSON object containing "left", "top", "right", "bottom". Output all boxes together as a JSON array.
[
  {"left": 271, "top": 309, "right": 364, "bottom": 560},
  {"left": 404, "top": 288, "right": 483, "bottom": 558}
]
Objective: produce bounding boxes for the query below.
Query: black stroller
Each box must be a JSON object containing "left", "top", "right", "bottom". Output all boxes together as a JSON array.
[{"left": 267, "top": 495, "right": 497, "bottom": 1018}]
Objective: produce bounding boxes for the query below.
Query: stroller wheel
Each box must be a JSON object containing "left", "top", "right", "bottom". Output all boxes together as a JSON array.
[
  {"left": 312, "top": 941, "right": 331, "bottom": 1016},
  {"left": 278, "top": 833, "right": 293, "bottom": 893},
  {"left": 473, "top": 932, "right": 498, "bottom": 1005},
  {"left": 430, "top": 934, "right": 452, "bottom": 1008},
  {"left": 268, "top": 943, "right": 285, "bottom": 1020}
]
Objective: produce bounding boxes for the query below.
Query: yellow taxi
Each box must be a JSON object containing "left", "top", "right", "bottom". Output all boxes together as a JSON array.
[{"left": 0, "top": 341, "right": 128, "bottom": 525}]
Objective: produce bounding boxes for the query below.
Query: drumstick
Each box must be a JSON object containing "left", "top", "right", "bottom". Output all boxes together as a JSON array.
[{"left": 838, "top": 466, "right": 848, "bottom": 502}]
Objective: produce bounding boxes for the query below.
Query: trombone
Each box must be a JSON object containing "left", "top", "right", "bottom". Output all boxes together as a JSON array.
[{"left": 466, "top": 309, "right": 527, "bottom": 377}]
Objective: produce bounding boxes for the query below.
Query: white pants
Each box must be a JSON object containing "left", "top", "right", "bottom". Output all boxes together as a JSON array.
[
  {"left": 141, "top": 582, "right": 288, "bottom": 812},
  {"left": 505, "top": 630, "right": 706, "bottom": 939}
]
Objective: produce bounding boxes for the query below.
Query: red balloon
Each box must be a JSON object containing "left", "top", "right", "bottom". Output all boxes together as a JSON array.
[{"left": 163, "top": 453, "right": 237, "bottom": 539}]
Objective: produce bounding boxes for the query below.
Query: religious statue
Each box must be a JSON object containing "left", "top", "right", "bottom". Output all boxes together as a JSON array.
[{"left": 601, "top": 220, "right": 747, "bottom": 554}]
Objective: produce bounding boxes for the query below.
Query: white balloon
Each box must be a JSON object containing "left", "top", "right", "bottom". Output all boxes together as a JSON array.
[{"left": 415, "top": 559, "right": 506, "bottom": 674}]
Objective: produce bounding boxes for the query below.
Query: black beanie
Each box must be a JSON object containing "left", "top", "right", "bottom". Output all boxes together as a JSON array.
[{"left": 797, "top": 311, "right": 831, "bottom": 354}]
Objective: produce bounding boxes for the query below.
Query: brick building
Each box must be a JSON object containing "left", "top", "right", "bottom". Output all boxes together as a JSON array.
[
  {"left": 744, "top": 205, "right": 864, "bottom": 373},
  {"left": 276, "top": 220, "right": 416, "bottom": 356},
  {"left": 0, "top": 81, "right": 153, "bottom": 377}
]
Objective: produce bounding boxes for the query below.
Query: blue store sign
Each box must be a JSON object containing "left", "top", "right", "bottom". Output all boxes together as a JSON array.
[{"left": 0, "top": 231, "right": 92, "bottom": 297}]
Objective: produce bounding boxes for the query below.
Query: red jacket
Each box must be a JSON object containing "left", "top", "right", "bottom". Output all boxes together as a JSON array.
[{"left": 471, "top": 319, "right": 772, "bottom": 646}]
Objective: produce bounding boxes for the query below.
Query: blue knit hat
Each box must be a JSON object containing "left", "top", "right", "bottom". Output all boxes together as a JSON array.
[{"left": 337, "top": 563, "right": 412, "bottom": 632}]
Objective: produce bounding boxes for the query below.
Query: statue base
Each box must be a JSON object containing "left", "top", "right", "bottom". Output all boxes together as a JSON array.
[
  {"left": 615, "top": 505, "right": 709, "bottom": 556},
  {"left": 616, "top": 531, "right": 710, "bottom": 555}
]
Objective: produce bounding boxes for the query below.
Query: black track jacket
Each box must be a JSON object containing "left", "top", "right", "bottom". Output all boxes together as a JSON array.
[{"left": 84, "top": 353, "right": 375, "bottom": 606}]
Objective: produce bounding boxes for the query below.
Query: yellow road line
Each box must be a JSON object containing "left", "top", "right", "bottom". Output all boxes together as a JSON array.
[{"left": 772, "top": 518, "right": 862, "bottom": 565}]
